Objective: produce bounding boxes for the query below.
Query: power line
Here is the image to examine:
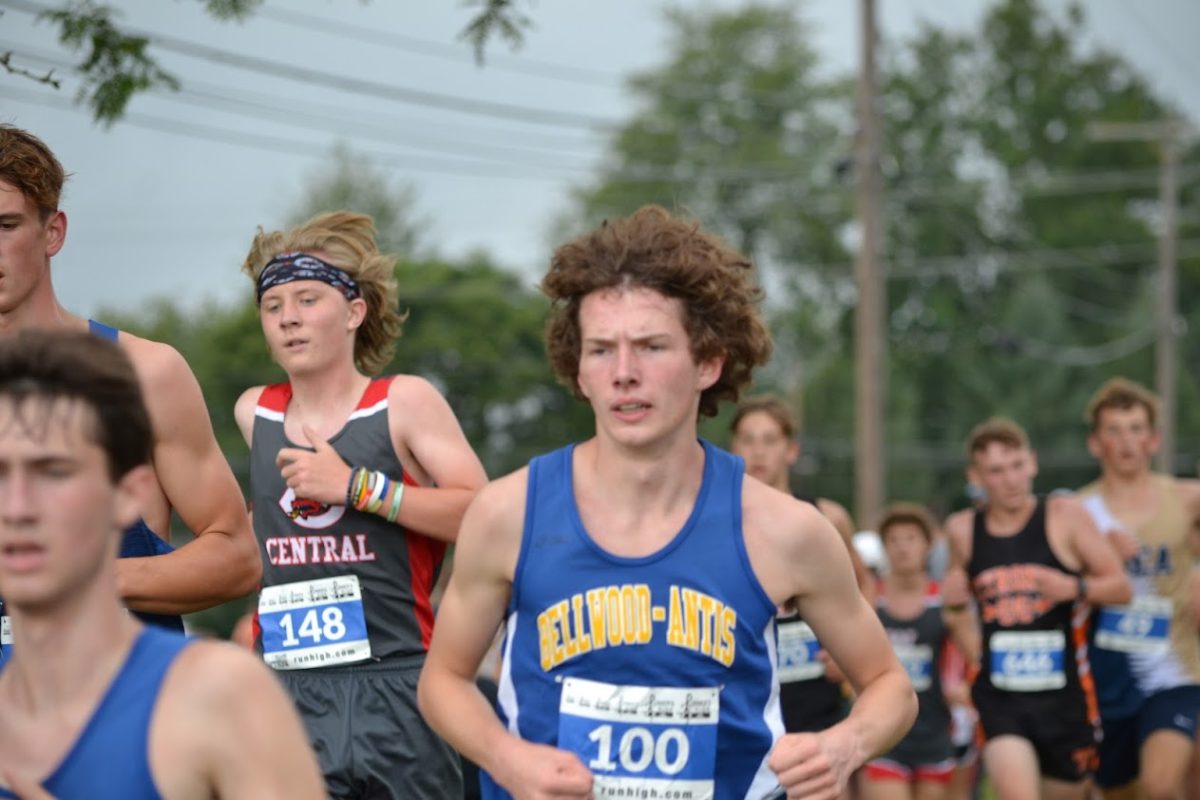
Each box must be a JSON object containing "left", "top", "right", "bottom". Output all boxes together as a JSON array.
[
  {"left": 256, "top": 4, "right": 622, "bottom": 88},
  {"left": 1, "top": 0, "right": 619, "bottom": 131},
  {"left": 0, "top": 84, "right": 580, "bottom": 180},
  {"left": 3, "top": 43, "right": 598, "bottom": 172},
  {"left": 887, "top": 238, "right": 1200, "bottom": 279},
  {"left": 1013, "top": 324, "right": 1156, "bottom": 367},
  {"left": 7, "top": 8, "right": 1198, "bottom": 191},
  {"left": 252, "top": 4, "right": 823, "bottom": 112}
]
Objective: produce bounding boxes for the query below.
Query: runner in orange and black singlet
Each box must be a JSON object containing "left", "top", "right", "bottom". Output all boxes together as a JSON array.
[{"left": 967, "top": 497, "right": 1099, "bottom": 783}]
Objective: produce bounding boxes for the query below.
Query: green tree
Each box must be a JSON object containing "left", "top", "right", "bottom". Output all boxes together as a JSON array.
[
  {"left": 1, "top": 0, "right": 532, "bottom": 124},
  {"left": 568, "top": 0, "right": 1193, "bottom": 515}
]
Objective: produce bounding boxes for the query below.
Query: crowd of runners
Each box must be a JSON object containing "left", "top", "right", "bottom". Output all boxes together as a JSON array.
[{"left": 0, "top": 123, "right": 1196, "bottom": 800}]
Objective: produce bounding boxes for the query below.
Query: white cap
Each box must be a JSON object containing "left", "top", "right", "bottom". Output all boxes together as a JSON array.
[{"left": 852, "top": 530, "right": 888, "bottom": 574}]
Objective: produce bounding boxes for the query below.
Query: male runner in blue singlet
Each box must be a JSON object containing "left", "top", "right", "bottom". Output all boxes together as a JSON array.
[
  {"left": 0, "top": 125, "right": 259, "bottom": 653},
  {"left": 0, "top": 329, "right": 322, "bottom": 799},
  {"left": 419, "top": 206, "right": 917, "bottom": 799},
  {"left": 235, "top": 212, "right": 488, "bottom": 799}
]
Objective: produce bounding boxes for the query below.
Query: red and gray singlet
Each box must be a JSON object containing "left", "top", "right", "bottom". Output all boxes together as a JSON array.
[{"left": 249, "top": 378, "right": 445, "bottom": 669}]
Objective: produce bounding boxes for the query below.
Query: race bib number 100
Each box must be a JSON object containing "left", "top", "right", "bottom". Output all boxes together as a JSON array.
[
  {"left": 558, "top": 678, "right": 718, "bottom": 800},
  {"left": 258, "top": 576, "right": 370, "bottom": 670}
]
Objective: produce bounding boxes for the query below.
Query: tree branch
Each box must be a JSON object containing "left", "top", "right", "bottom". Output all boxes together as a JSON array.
[
  {"left": 0, "top": 50, "right": 62, "bottom": 87},
  {"left": 459, "top": 0, "right": 532, "bottom": 65}
]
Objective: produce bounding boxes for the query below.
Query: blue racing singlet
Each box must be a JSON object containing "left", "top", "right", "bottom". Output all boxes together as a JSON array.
[
  {"left": 485, "top": 440, "right": 784, "bottom": 800},
  {"left": 90, "top": 320, "right": 184, "bottom": 634},
  {"left": 0, "top": 627, "right": 191, "bottom": 799}
]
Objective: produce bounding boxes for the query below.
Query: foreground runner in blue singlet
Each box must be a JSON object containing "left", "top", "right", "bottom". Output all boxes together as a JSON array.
[
  {"left": 0, "top": 330, "right": 322, "bottom": 799},
  {"left": 235, "top": 212, "right": 488, "bottom": 799},
  {"left": 0, "top": 125, "right": 259, "bottom": 664},
  {"left": 419, "top": 205, "right": 917, "bottom": 800}
]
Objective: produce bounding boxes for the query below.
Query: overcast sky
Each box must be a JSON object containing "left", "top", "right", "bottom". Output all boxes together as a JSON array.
[{"left": 2, "top": 0, "right": 1197, "bottom": 318}]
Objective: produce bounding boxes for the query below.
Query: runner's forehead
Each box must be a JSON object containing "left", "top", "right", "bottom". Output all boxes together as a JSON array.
[
  {"left": 578, "top": 288, "right": 687, "bottom": 338},
  {"left": 0, "top": 395, "right": 95, "bottom": 452}
]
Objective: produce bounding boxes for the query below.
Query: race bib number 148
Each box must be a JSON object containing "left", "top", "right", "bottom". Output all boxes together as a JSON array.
[{"left": 258, "top": 575, "right": 370, "bottom": 670}]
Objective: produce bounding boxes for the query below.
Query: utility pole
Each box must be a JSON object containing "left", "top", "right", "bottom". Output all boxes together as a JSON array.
[
  {"left": 854, "top": 0, "right": 885, "bottom": 526},
  {"left": 1089, "top": 120, "right": 1194, "bottom": 473}
]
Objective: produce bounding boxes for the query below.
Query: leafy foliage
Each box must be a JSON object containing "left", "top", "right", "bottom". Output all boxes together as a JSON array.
[
  {"left": 568, "top": 0, "right": 1197, "bottom": 516},
  {"left": 10, "top": 0, "right": 525, "bottom": 124},
  {"left": 40, "top": 0, "right": 180, "bottom": 126}
]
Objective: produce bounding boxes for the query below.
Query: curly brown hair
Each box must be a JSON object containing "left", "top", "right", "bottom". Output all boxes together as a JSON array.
[
  {"left": 242, "top": 211, "right": 406, "bottom": 376},
  {"left": 0, "top": 125, "right": 67, "bottom": 220},
  {"left": 543, "top": 205, "right": 771, "bottom": 418}
]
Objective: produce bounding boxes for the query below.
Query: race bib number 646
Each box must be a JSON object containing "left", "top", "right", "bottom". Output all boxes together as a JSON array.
[{"left": 558, "top": 678, "right": 719, "bottom": 800}]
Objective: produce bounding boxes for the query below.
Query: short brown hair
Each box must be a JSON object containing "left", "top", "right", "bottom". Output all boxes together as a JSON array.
[
  {"left": 0, "top": 125, "right": 67, "bottom": 220},
  {"left": 0, "top": 330, "right": 151, "bottom": 480},
  {"left": 731, "top": 394, "right": 797, "bottom": 439},
  {"left": 877, "top": 502, "right": 936, "bottom": 544},
  {"left": 543, "top": 206, "right": 772, "bottom": 418},
  {"left": 243, "top": 211, "right": 406, "bottom": 376},
  {"left": 966, "top": 416, "right": 1029, "bottom": 460},
  {"left": 1085, "top": 377, "right": 1158, "bottom": 431}
]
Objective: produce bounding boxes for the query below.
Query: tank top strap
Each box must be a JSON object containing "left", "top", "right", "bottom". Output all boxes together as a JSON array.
[{"left": 88, "top": 319, "right": 120, "bottom": 341}]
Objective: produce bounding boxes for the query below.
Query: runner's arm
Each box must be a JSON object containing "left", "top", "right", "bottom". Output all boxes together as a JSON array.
[
  {"left": 417, "top": 473, "right": 593, "bottom": 797},
  {"left": 385, "top": 376, "right": 488, "bottom": 543},
  {"left": 117, "top": 342, "right": 259, "bottom": 614},
  {"left": 785, "top": 504, "right": 917, "bottom": 765},
  {"left": 1179, "top": 480, "right": 1200, "bottom": 628},
  {"left": 1060, "top": 498, "right": 1132, "bottom": 605},
  {"left": 941, "top": 511, "right": 980, "bottom": 666}
]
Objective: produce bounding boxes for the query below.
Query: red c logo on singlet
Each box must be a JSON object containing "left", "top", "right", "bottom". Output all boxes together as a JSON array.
[{"left": 278, "top": 488, "right": 346, "bottom": 530}]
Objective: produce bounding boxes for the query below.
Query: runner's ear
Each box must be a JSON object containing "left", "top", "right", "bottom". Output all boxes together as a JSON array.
[
  {"left": 346, "top": 297, "right": 367, "bottom": 331},
  {"left": 114, "top": 464, "right": 155, "bottom": 532}
]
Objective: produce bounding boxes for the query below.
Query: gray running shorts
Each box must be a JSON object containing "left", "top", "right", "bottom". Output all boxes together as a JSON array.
[{"left": 279, "top": 658, "right": 462, "bottom": 800}]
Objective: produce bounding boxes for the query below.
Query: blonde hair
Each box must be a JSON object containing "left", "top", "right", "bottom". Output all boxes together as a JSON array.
[
  {"left": 1085, "top": 377, "right": 1159, "bottom": 431},
  {"left": 243, "top": 211, "right": 406, "bottom": 375}
]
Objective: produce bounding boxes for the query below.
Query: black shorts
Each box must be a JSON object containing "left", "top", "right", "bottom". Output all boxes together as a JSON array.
[
  {"left": 279, "top": 658, "right": 462, "bottom": 799},
  {"left": 972, "top": 685, "right": 1098, "bottom": 783},
  {"left": 1096, "top": 684, "right": 1200, "bottom": 789},
  {"left": 779, "top": 676, "right": 846, "bottom": 733}
]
